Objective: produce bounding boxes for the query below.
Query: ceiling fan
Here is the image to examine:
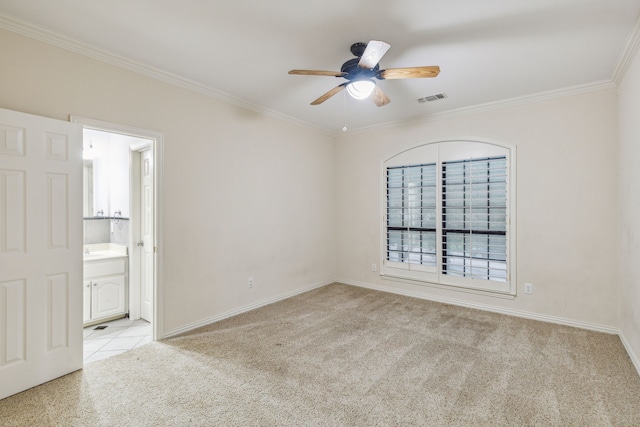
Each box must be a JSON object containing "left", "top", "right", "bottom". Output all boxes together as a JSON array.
[{"left": 289, "top": 40, "right": 440, "bottom": 107}]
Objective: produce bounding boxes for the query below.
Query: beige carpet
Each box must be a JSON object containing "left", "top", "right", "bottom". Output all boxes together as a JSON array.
[{"left": 2, "top": 283, "right": 640, "bottom": 426}]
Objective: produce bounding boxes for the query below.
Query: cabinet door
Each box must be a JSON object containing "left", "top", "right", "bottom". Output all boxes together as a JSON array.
[
  {"left": 83, "top": 280, "right": 92, "bottom": 323},
  {"left": 91, "top": 276, "right": 125, "bottom": 321}
]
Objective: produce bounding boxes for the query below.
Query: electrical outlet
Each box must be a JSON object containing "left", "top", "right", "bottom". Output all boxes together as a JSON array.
[
  {"left": 248, "top": 277, "right": 254, "bottom": 288},
  {"left": 524, "top": 283, "right": 533, "bottom": 294},
  {"left": 371, "top": 264, "right": 377, "bottom": 272}
]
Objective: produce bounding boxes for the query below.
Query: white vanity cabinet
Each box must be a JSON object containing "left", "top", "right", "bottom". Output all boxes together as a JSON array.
[{"left": 83, "top": 256, "right": 128, "bottom": 325}]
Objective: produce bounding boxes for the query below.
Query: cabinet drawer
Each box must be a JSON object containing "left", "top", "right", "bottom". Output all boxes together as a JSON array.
[{"left": 84, "top": 258, "right": 126, "bottom": 278}]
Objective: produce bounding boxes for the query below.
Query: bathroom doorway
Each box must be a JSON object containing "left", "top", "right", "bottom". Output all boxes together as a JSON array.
[{"left": 74, "top": 116, "right": 163, "bottom": 363}]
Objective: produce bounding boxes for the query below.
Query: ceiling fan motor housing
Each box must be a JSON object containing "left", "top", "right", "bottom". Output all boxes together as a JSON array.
[{"left": 340, "top": 58, "right": 381, "bottom": 81}]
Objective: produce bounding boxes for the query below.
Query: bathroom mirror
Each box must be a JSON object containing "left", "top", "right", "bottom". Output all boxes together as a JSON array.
[{"left": 83, "top": 159, "right": 93, "bottom": 218}]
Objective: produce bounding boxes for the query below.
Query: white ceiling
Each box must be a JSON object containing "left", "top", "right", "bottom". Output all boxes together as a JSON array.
[{"left": 1, "top": 0, "right": 639, "bottom": 132}]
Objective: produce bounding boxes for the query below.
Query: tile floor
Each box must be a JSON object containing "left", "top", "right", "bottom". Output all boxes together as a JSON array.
[{"left": 83, "top": 317, "right": 152, "bottom": 365}]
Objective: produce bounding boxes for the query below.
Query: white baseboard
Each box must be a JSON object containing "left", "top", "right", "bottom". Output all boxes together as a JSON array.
[
  {"left": 162, "top": 279, "right": 332, "bottom": 339},
  {"left": 341, "top": 278, "right": 640, "bottom": 379},
  {"left": 619, "top": 332, "right": 640, "bottom": 378},
  {"left": 160, "top": 276, "right": 639, "bottom": 379},
  {"left": 336, "top": 277, "right": 619, "bottom": 335}
]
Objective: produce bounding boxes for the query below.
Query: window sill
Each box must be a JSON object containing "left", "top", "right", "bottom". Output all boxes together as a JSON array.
[{"left": 380, "top": 273, "right": 516, "bottom": 300}]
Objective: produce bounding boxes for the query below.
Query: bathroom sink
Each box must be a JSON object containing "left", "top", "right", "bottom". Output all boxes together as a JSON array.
[
  {"left": 84, "top": 251, "right": 124, "bottom": 261},
  {"left": 83, "top": 244, "right": 128, "bottom": 261}
]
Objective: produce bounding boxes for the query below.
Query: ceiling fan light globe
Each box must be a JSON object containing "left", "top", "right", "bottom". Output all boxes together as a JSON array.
[{"left": 346, "top": 80, "right": 376, "bottom": 100}]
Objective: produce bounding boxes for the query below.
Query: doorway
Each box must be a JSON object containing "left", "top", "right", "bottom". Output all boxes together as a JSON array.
[{"left": 74, "top": 116, "right": 163, "bottom": 352}]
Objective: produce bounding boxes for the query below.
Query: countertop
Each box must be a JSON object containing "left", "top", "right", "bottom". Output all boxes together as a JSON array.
[{"left": 83, "top": 243, "right": 128, "bottom": 261}]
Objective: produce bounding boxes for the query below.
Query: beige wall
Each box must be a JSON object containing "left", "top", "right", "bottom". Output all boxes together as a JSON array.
[
  {"left": 0, "top": 29, "right": 337, "bottom": 335},
  {"left": 0, "top": 26, "right": 628, "bottom": 340},
  {"left": 618, "top": 47, "right": 640, "bottom": 369},
  {"left": 335, "top": 89, "right": 620, "bottom": 329}
]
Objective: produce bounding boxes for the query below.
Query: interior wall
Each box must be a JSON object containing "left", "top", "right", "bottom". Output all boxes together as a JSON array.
[
  {"left": 0, "top": 29, "right": 337, "bottom": 335},
  {"left": 335, "top": 89, "right": 619, "bottom": 329},
  {"left": 618, "top": 46, "right": 640, "bottom": 369},
  {"left": 0, "top": 26, "right": 626, "bottom": 338}
]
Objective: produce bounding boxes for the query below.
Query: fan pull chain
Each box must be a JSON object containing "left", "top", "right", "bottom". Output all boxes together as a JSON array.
[{"left": 342, "top": 90, "right": 348, "bottom": 132}]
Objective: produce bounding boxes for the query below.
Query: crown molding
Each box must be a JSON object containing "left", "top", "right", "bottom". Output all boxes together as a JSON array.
[
  {"left": 0, "top": 13, "right": 331, "bottom": 136},
  {"left": 0, "top": 12, "right": 625, "bottom": 138},
  {"left": 337, "top": 79, "right": 616, "bottom": 137},
  {"left": 612, "top": 13, "right": 640, "bottom": 85}
]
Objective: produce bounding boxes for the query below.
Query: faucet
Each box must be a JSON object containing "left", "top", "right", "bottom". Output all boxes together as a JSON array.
[
  {"left": 97, "top": 209, "right": 104, "bottom": 217},
  {"left": 84, "top": 247, "right": 90, "bottom": 255}
]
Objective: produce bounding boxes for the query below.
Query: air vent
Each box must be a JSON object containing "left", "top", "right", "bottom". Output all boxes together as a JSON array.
[{"left": 417, "top": 93, "right": 447, "bottom": 103}]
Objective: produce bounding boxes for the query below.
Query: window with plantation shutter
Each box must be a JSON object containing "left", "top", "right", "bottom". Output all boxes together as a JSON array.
[
  {"left": 442, "top": 157, "right": 507, "bottom": 282},
  {"left": 382, "top": 141, "right": 515, "bottom": 295},
  {"left": 386, "top": 164, "right": 437, "bottom": 268}
]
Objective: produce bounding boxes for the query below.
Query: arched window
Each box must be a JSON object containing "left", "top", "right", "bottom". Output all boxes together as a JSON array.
[{"left": 382, "top": 140, "right": 516, "bottom": 295}]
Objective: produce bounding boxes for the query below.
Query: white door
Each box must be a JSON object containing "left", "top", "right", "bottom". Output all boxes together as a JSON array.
[
  {"left": 0, "top": 108, "right": 83, "bottom": 400},
  {"left": 140, "top": 149, "right": 154, "bottom": 322}
]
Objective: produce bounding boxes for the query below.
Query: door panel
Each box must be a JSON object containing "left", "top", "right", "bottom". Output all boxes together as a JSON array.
[
  {"left": 47, "top": 173, "right": 69, "bottom": 249},
  {"left": 0, "top": 279, "right": 26, "bottom": 365},
  {"left": 0, "top": 108, "right": 82, "bottom": 400},
  {"left": 0, "top": 124, "right": 25, "bottom": 156},
  {"left": 47, "top": 273, "right": 70, "bottom": 351},
  {"left": 0, "top": 170, "right": 26, "bottom": 253}
]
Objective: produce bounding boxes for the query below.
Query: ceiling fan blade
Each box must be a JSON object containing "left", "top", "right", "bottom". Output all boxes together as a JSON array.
[
  {"left": 311, "top": 84, "right": 346, "bottom": 105},
  {"left": 358, "top": 40, "right": 390, "bottom": 69},
  {"left": 379, "top": 66, "right": 440, "bottom": 79},
  {"left": 371, "top": 86, "right": 391, "bottom": 107},
  {"left": 289, "top": 69, "right": 345, "bottom": 77}
]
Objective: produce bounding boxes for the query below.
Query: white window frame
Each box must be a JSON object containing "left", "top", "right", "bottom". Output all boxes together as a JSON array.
[{"left": 380, "top": 139, "right": 517, "bottom": 296}]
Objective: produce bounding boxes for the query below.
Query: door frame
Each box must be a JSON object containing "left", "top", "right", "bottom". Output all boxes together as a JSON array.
[{"left": 71, "top": 116, "right": 164, "bottom": 340}]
